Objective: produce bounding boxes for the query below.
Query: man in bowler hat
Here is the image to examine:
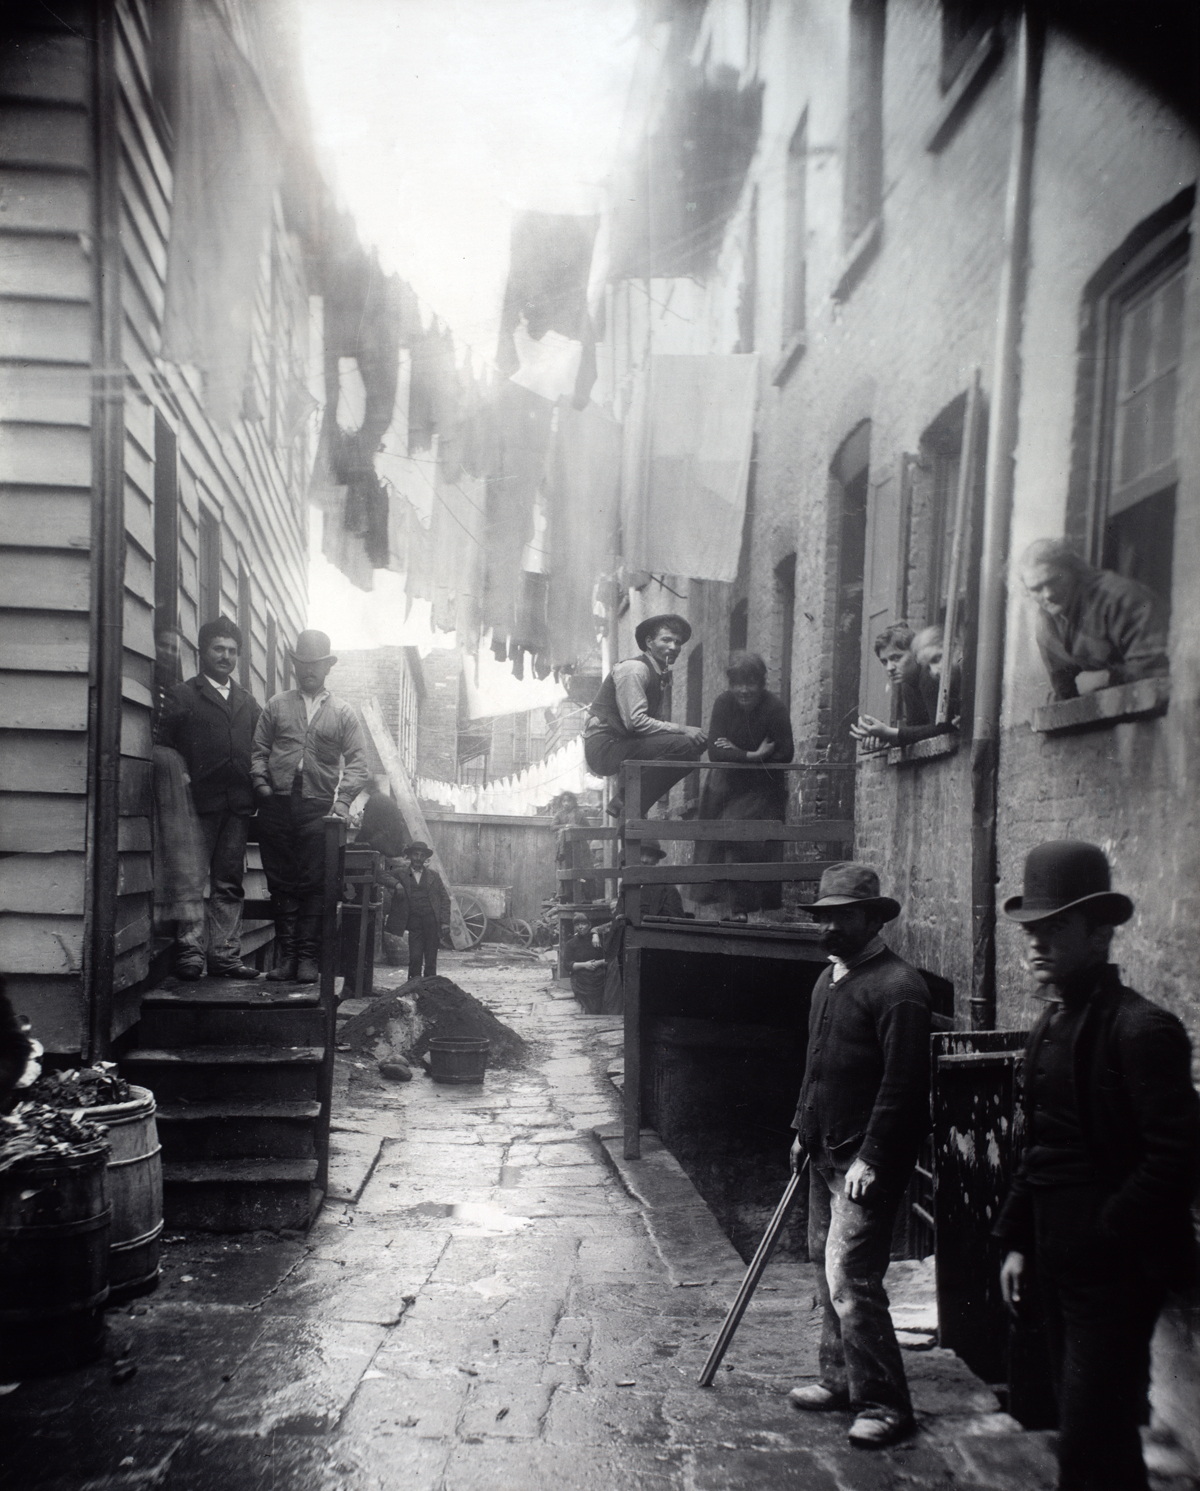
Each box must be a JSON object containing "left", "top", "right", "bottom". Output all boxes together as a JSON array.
[
  {"left": 385, "top": 841, "right": 451, "bottom": 981},
  {"left": 788, "top": 863, "right": 932, "bottom": 1447},
  {"left": 995, "top": 841, "right": 1200, "bottom": 1491},
  {"left": 251, "top": 630, "right": 369, "bottom": 983},
  {"left": 583, "top": 613, "right": 706, "bottom": 818}
]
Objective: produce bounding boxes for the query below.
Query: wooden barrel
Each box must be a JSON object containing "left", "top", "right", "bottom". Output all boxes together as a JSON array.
[
  {"left": 0, "top": 1140, "right": 111, "bottom": 1377},
  {"left": 89, "top": 1085, "right": 163, "bottom": 1300},
  {"left": 427, "top": 1038, "right": 489, "bottom": 1084}
]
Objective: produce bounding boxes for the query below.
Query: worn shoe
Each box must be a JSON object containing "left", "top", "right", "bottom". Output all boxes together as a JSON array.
[
  {"left": 175, "top": 962, "right": 204, "bottom": 983},
  {"left": 266, "top": 956, "right": 299, "bottom": 983},
  {"left": 788, "top": 1382, "right": 850, "bottom": 1411},
  {"left": 294, "top": 955, "right": 320, "bottom": 984},
  {"left": 847, "top": 1411, "right": 915, "bottom": 1447},
  {"left": 209, "top": 961, "right": 260, "bottom": 979}
]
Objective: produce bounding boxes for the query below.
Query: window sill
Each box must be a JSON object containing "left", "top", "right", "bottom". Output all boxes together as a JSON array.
[
  {"left": 771, "top": 331, "right": 807, "bottom": 388},
  {"left": 832, "top": 216, "right": 882, "bottom": 303},
  {"left": 1031, "top": 676, "right": 1171, "bottom": 734},
  {"left": 925, "top": 26, "right": 1005, "bottom": 155},
  {"left": 887, "top": 733, "right": 960, "bottom": 766}
]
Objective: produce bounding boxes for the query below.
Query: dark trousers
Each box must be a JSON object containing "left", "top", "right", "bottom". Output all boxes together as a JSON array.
[
  {"left": 583, "top": 728, "right": 702, "bottom": 816},
  {"left": 1033, "top": 1186, "right": 1166, "bottom": 1491},
  {"left": 256, "top": 785, "right": 329, "bottom": 912},
  {"left": 177, "top": 809, "right": 250, "bottom": 969},
  {"left": 808, "top": 1156, "right": 912, "bottom": 1418},
  {"left": 407, "top": 912, "right": 441, "bottom": 979}
]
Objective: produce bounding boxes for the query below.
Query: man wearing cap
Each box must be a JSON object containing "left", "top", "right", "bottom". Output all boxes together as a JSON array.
[
  {"left": 251, "top": 631, "right": 370, "bottom": 983},
  {"left": 788, "top": 864, "right": 932, "bottom": 1447},
  {"left": 385, "top": 841, "right": 451, "bottom": 981},
  {"left": 157, "top": 615, "right": 261, "bottom": 980},
  {"left": 995, "top": 842, "right": 1200, "bottom": 1491},
  {"left": 584, "top": 614, "right": 706, "bottom": 819}
]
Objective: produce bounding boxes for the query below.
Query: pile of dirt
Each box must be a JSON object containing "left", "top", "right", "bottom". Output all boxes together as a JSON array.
[{"left": 339, "top": 975, "right": 528, "bottom": 1070}]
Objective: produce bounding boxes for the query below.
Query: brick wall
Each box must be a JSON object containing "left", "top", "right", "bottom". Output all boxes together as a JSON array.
[{"left": 416, "top": 648, "right": 462, "bottom": 783}]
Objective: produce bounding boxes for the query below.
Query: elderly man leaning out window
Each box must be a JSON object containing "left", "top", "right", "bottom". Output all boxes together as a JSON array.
[{"left": 1018, "top": 539, "right": 1169, "bottom": 701}]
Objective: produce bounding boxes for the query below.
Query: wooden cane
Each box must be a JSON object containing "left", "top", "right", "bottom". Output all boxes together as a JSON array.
[{"left": 697, "top": 1155, "right": 810, "bottom": 1387}]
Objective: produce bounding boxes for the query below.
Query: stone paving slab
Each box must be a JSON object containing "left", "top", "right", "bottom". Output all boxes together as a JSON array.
[{"left": 4, "top": 951, "right": 1193, "bottom": 1491}]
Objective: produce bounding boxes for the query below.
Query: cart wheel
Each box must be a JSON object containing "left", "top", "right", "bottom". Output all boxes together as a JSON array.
[
  {"left": 456, "top": 893, "right": 488, "bottom": 948},
  {"left": 510, "top": 918, "right": 534, "bottom": 948}
]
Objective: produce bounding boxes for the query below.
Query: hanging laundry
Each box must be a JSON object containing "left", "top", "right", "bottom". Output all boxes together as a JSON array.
[
  {"left": 481, "top": 380, "right": 554, "bottom": 639},
  {"left": 496, "top": 212, "right": 599, "bottom": 410},
  {"left": 430, "top": 466, "right": 486, "bottom": 643},
  {"left": 161, "top": 0, "right": 282, "bottom": 426},
  {"left": 621, "top": 354, "right": 759, "bottom": 584},
  {"left": 546, "top": 401, "right": 621, "bottom": 670}
]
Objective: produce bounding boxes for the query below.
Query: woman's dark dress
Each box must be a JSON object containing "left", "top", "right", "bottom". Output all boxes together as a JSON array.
[{"left": 696, "top": 690, "right": 795, "bottom": 912}]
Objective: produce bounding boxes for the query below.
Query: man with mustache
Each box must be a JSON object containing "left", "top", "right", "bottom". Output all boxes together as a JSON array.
[
  {"left": 788, "top": 864, "right": 932, "bottom": 1447},
  {"left": 995, "top": 842, "right": 1200, "bottom": 1491}
]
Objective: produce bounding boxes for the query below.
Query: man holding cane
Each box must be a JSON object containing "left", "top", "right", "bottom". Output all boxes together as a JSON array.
[{"left": 788, "top": 864, "right": 932, "bottom": 1447}]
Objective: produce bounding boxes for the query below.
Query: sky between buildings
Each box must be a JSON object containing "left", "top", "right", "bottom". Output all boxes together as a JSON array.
[{"left": 298, "top": 0, "right": 637, "bottom": 713}]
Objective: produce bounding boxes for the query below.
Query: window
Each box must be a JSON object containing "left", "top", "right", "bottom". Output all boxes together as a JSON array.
[
  {"left": 458, "top": 752, "right": 487, "bottom": 788},
  {"left": 236, "top": 560, "right": 252, "bottom": 689},
  {"left": 1095, "top": 246, "right": 1185, "bottom": 605},
  {"left": 686, "top": 643, "right": 704, "bottom": 728},
  {"left": 844, "top": 0, "right": 885, "bottom": 251},
  {"left": 729, "top": 598, "right": 749, "bottom": 653},
  {"left": 774, "top": 554, "right": 796, "bottom": 711},
  {"left": 153, "top": 413, "right": 180, "bottom": 635},
  {"left": 197, "top": 508, "right": 221, "bottom": 627},
  {"left": 783, "top": 118, "right": 807, "bottom": 340},
  {"left": 828, "top": 428, "right": 869, "bottom": 752}
]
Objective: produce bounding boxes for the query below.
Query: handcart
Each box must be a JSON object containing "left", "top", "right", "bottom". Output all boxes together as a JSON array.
[{"left": 448, "top": 884, "right": 534, "bottom": 948}]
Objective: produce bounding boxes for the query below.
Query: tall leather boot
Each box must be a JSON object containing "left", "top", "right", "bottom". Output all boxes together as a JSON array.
[
  {"left": 294, "top": 898, "right": 323, "bottom": 985},
  {"left": 266, "top": 895, "right": 300, "bottom": 982}
]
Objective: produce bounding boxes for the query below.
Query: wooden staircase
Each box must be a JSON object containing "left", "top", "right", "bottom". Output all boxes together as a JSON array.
[{"left": 122, "top": 979, "right": 334, "bottom": 1232}]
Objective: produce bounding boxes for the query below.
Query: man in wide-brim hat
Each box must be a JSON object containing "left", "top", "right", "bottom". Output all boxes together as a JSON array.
[
  {"left": 250, "top": 630, "right": 369, "bottom": 984},
  {"left": 787, "top": 863, "right": 931, "bottom": 1448},
  {"left": 583, "top": 612, "right": 706, "bottom": 819},
  {"left": 994, "top": 841, "right": 1200, "bottom": 1491}
]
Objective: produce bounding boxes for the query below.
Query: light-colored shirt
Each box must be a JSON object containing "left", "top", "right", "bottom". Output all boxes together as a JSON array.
[
  {"left": 610, "top": 656, "right": 685, "bottom": 736},
  {"left": 301, "top": 688, "right": 329, "bottom": 724},
  {"left": 203, "top": 674, "right": 231, "bottom": 700},
  {"left": 829, "top": 934, "right": 888, "bottom": 984}
]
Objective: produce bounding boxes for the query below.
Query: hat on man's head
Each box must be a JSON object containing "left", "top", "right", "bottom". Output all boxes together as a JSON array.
[
  {"left": 810, "top": 862, "right": 900, "bottom": 922},
  {"left": 1002, "top": 841, "right": 1133, "bottom": 925},
  {"left": 404, "top": 841, "right": 432, "bottom": 858},
  {"left": 635, "top": 613, "right": 692, "bottom": 652},
  {"left": 289, "top": 629, "right": 337, "bottom": 665},
  {"left": 638, "top": 838, "right": 668, "bottom": 862}
]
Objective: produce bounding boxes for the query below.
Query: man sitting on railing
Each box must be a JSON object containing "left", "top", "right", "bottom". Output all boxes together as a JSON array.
[{"left": 583, "top": 613, "right": 707, "bottom": 819}]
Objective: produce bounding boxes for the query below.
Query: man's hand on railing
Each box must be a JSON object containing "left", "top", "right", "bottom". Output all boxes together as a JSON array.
[{"left": 681, "top": 725, "right": 708, "bottom": 747}]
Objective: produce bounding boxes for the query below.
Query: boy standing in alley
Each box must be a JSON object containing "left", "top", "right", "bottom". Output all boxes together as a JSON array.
[
  {"left": 385, "top": 841, "right": 451, "bottom": 981},
  {"left": 251, "top": 630, "right": 369, "bottom": 983}
]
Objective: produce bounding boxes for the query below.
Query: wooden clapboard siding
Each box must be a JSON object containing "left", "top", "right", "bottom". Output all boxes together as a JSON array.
[
  {"left": 3, "top": 975, "right": 82, "bottom": 1052},
  {"left": 0, "top": 549, "right": 90, "bottom": 610},
  {"left": 0, "top": 672, "right": 88, "bottom": 730},
  {"left": 0, "top": 795, "right": 87, "bottom": 854},
  {"left": 0, "top": 233, "right": 91, "bottom": 299},
  {"left": 0, "top": 421, "right": 91, "bottom": 485},
  {"left": 0, "top": 913, "right": 85, "bottom": 973},
  {"left": 0, "top": 489, "right": 91, "bottom": 549},
  {"left": 0, "top": 610, "right": 90, "bottom": 671},
  {"left": 0, "top": 853, "right": 86, "bottom": 916},
  {"left": 0, "top": 365, "right": 90, "bottom": 426},
  {"left": 0, "top": 732, "right": 87, "bottom": 794}
]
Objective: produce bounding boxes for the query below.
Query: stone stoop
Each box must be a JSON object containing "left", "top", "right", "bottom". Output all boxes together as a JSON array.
[{"left": 122, "top": 978, "right": 331, "bottom": 1232}]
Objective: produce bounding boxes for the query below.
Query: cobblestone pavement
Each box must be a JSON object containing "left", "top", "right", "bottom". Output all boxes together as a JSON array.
[{"left": 4, "top": 951, "right": 1197, "bottom": 1491}]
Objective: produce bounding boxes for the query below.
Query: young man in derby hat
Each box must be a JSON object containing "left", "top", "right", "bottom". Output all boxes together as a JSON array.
[
  {"left": 157, "top": 615, "right": 262, "bottom": 980},
  {"left": 635, "top": 837, "right": 685, "bottom": 920},
  {"left": 385, "top": 841, "right": 451, "bottom": 981},
  {"left": 583, "top": 613, "right": 707, "bottom": 819},
  {"left": 788, "top": 863, "right": 932, "bottom": 1447},
  {"left": 250, "top": 630, "right": 369, "bottom": 983},
  {"left": 995, "top": 841, "right": 1200, "bottom": 1491}
]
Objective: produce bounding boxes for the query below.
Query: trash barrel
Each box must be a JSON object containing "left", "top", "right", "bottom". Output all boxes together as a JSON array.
[
  {"left": 88, "top": 1085, "right": 163, "bottom": 1301},
  {"left": 427, "top": 1038, "right": 489, "bottom": 1085},
  {"left": 0, "top": 1139, "right": 111, "bottom": 1377}
]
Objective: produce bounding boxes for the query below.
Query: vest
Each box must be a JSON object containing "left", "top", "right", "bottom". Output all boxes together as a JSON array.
[
  {"left": 588, "top": 656, "right": 669, "bottom": 735},
  {"left": 406, "top": 872, "right": 435, "bottom": 918}
]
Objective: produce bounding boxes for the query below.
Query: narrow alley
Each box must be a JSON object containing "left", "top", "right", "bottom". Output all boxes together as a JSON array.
[{"left": 3, "top": 952, "right": 1085, "bottom": 1491}]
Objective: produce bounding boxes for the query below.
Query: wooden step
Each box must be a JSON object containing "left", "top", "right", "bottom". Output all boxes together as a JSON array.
[
  {"left": 139, "top": 1000, "right": 325, "bottom": 1049},
  {"left": 162, "top": 1159, "right": 320, "bottom": 1233},
  {"left": 123, "top": 1046, "right": 325, "bottom": 1104},
  {"left": 156, "top": 1100, "right": 321, "bottom": 1161}
]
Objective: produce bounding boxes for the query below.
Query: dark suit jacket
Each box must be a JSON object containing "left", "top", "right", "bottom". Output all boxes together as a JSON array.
[
  {"left": 357, "top": 792, "right": 409, "bottom": 859},
  {"left": 386, "top": 866, "right": 451, "bottom": 934},
  {"left": 994, "top": 965, "right": 1200, "bottom": 1285},
  {"left": 792, "top": 947, "right": 933, "bottom": 1182},
  {"left": 157, "top": 675, "right": 261, "bottom": 815}
]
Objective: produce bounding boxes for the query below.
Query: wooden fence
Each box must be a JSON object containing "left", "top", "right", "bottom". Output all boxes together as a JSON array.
[{"left": 422, "top": 811, "right": 557, "bottom": 925}]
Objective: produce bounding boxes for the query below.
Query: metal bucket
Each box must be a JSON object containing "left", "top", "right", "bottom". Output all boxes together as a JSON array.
[
  {"left": 88, "top": 1085, "right": 163, "bottom": 1301},
  {"left": 427, "top": 1037, "right": 489, "bottom": 1085},
  {"left": 0, "top": 1140, "right": 111, "bottom": 1377}
]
